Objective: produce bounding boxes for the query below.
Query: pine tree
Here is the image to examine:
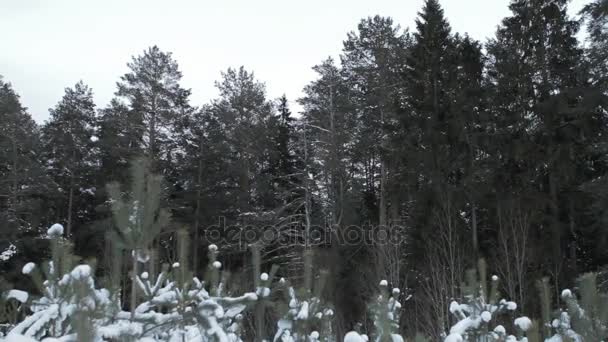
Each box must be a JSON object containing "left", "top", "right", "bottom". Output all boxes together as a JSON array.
[
  {"left": 299, "top": 58, "right": 356, "bottom": 229},
  {"left": 40, "top": 81, "right": 98, "bottom": 239},
  {"left": 97, "top": 98, "right": 145, "bottom": 187},
  {"left": 0, "top": 78, "right": 55, "bottom": 289},
  {"left": 0, "top": 78, "right": 49, "bottom": 237},
  {"left": 578, "top": 0, "right": 608, "bottom": 279},
  {"left": 341, "top": 15, "right": 407, "bottom": 227},
  {"left": 116, "top": 46, "right": 192, "bottom": 172},
  {"left": 106, "top": 157, "right": 170, "bottom": 316},
  {"left": 173, "top": 105, "right": 233, "bottom": 274},
  {"left": 340, "top": 17, "right": 410, "bottom": 287},
  {"left": 211, "top": 67, "right": 275, "bottom": 219},
  {"left": 299, "top": 58, "right": 367, "bottom": 338},
  {"left": 262, "top": 95, "right": 310, "bottom": 275}
]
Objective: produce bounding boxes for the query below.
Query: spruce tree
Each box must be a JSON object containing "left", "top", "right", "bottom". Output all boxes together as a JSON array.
[
  {"left": 487, "top": 0, "right": 606, "bottom": 292},
  {"left": 399, "top": 0, "right": 469, "bottom": 335}
]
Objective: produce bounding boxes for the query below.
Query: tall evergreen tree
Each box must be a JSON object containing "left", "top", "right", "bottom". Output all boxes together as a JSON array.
[
  {"left": 398, "top": 0, "right": 475, "bottom": 336},
  {"left": 581, "top": 0, "right": 608, "bottom": 90},
  {"left": 263, "top": 95, "right": 309, "bottom": 273},
  {"left": 341, "top": 15, "right": 408, "bottom": 229},
  {"left": 578, "top": 0, "right": 608, "bottom": 273},
  {"left": 486, "top": 0, "right": 606, "bottom": 293},
  {"left": 173, "top": 105, "right": 231, "bottom": 273},
  {"left": 272, "top": 95, "right": 299, "bottom": 195},
  {"left": 97, "top": 99, "right": 145, "bottom": 187},
  {"left": 41, "top": 81, "right": 97, "bottom": 239},
  {"left": 299, "top": 58, "right": 365, "bottom": 338},
  {"left": 403, "top": 0, "right": 458, "bottom": 189},
  {"left": 300, "top": 58, "right": 357, "bottom": 228},
  {"left": 451, "top": 34, "right": 486, "bottom": 259},
  {"left": 211, "top": 67, "right": 275, "bottom": 218},
  {"left": 0, "top": 78, "right": 50, "bottom": 238},
  {"left": 116, "top": 46, "right": 192, "bottom": 172}
]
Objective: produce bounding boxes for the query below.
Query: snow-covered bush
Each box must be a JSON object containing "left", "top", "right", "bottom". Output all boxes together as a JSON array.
[
  {"left": 445, "top": 260, "right": 536, "bottom": 342},
  {"left": 116, "top": 263, "right": 259, "bottom": 341},
  {"left": 4, "top": 223, "right": 271, "bottom": 341}
]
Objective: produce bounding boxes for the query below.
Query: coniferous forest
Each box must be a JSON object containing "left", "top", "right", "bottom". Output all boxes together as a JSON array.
[{"left": 2, "top": 0, "right": 608, "bottom": 341}]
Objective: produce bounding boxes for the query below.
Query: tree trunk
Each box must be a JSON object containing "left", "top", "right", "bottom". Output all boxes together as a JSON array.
[
  {"left": 193, "top": 138, "right": 204, "bottom": 273},
  {"left": 378, "top": 107, "right": 389, "bottom": 280},
  {"left": 471, "top": 202, "right": 478, "bottom": 259},
  {"left": 67, "top": 140, "right": 77, "bottom": 237},
  {"left": 67, "top": 174, "right": 74, "bottom": 238},
  {"left": 302, "top": 129, "right": 312, "bottom": 244},
  {"left": 130, "top": 253, "right": 138, "bottom": 320},
  {"left": 149, "top": 95, "right": 157, "bottom": 165},
  {"left": 10, "top": 125, "right": 18, "bottom": 227}
]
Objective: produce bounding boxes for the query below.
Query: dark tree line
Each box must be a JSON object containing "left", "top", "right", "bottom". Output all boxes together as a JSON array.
[{"left": 1, "top": 0, "right": 608, "bottom": 338}]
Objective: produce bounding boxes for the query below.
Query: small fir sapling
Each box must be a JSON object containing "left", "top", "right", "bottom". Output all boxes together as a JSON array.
[
  {"left": 444, "top": 259, "right": 537, "bottom": 342},
  {"left": 541, "top": 273, "right": 608, "bottom": 341},
  {"left": 106, "top": 157, "right": 170, "bottom": 318},
  {"left": 273, "top": 249, "right": 335, "bottom": 342},
  {"left": 0, "top": 276, "right": 25, "bottom": 333},
  {"left": 369, "top": 279, "right": 403, "bottom": 342},
  {"left": 8, "top": 224, "right": 114, "bottom": 340},
  {"left": 251, "top": 242, "right": 277, "bottom": 341}
]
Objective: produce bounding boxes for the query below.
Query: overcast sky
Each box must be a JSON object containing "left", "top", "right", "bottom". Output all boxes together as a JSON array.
[{"left": 1, "top": 0, "right": 588, "bottom": 123}]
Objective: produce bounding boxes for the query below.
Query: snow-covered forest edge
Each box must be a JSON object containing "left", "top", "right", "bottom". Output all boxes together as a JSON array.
[{"left": 1, "top": 220, "right": 606, "bottom": 341}]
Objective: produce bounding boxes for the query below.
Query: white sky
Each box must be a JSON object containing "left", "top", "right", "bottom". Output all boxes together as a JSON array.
[{"left": 1, "top": 0, "right": 588, "bottom": 123}]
